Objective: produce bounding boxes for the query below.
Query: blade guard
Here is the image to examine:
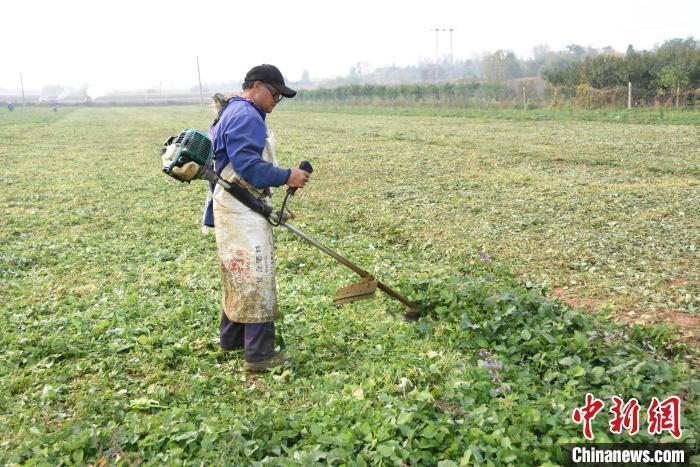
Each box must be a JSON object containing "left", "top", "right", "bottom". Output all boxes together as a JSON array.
[{"left": 332, "top": 276, "right": 378, "bottom": 305}]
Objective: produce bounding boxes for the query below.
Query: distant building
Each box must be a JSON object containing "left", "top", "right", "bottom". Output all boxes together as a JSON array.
[
  {"left": 39, "top": 89, "right": 88, "bottom": 104},
  {"left": 39, "top": 96, "right": 59, "bottom": 104}
]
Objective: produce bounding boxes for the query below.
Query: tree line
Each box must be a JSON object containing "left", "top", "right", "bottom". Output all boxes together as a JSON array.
[
  {"left": 293, "top": 38, "right": 699, "bottom": 109},
  {"left": 542, "top": 38, "right": 700, "bottom": 107},
  {"left": 296, "top": 81, "right": 518, "bottom": 107}
]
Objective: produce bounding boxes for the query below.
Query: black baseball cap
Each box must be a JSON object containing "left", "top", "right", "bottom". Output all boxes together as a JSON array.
[{"left": 244, "top": 64, "right": 297, "bottom": 98}]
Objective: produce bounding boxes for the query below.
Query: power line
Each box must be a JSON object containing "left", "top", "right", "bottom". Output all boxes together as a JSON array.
[
  {"left": 429, "top": 28, "right": 444, "bottom": 83},
  {"left": 429, "top": 28, "right": 456, "bottom": 83}
]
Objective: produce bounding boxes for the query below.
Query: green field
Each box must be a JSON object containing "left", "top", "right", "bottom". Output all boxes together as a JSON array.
[{"left": 0, "top": 105, "right": 698, "bottom": 464}]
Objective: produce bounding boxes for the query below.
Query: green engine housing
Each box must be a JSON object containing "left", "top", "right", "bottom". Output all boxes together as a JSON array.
[{"left": 162, "top": 129, "right": 213, "bottom": 182}]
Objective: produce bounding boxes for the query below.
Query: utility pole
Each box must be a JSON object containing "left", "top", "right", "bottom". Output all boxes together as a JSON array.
[
  {"left": 19, "top": 72, "right": 26, "bottom": 106},
  {"left": 430, "top": 28, "right": 439, "bottom": 83},
  {"left": 429, "top": 28, "right": 455, "bottom": 82},
  {"left": 196, "top": 56, "right": 204, "bottom": 111},
  {"left": 448, "top": 28, "right": 454, "bottom": 66}
]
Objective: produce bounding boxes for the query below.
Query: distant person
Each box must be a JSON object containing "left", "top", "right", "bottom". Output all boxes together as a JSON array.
[
  {"left": 52, "top": 105, "right": 58, "bottom": 112},
  {"left": 7, "top": 101, "right": 15, "bottom": 112}
]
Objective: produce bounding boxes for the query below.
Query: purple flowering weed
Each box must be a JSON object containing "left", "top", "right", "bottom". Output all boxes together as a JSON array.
[{"left": 479, "top": 349, "right": 512, "bottom": 394}]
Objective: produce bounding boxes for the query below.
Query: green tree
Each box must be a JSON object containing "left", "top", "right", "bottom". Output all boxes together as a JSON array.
[
  {"left": 654, "top": 37, "right": 699, "bottom": 106},
  {"left": 582, "top": 55, "right": 626, "bottom": 88},
  {"left": 566, "top": 44, "right": 586, "bottom": 59},
  {"left": 482, "top": 50, "right": 522, "bottom": 81},
  {"left": 658, "top": 65, "right": 690, "bottom": 107}
]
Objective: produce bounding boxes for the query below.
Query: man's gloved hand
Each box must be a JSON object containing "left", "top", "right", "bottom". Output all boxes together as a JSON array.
[{"left": 171, "top": 161, "right": 201, "bottom": 181}]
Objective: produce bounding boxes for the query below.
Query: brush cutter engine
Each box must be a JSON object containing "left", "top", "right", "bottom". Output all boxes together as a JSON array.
[{"left": 161, "top": 129, "right": 215, "bottom": 183}]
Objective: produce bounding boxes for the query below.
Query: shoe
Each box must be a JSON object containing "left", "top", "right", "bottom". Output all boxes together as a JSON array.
[{"left": 245, "top": 352, "right": 291, "bottom": 372}]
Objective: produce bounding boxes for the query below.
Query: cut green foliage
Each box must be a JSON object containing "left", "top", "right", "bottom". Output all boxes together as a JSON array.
[{"left": 0, "top": 106, "right": 697, "bottom": 464}]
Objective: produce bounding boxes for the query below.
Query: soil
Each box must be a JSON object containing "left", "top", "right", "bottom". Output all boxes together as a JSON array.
[{"left": 550, "top": 288, "right": 699, "bottom": 348}]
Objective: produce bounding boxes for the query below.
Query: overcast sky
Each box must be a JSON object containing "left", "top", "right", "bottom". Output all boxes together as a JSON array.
[{"left": 1, "top": 0, "right": 697, "bottom": 93}]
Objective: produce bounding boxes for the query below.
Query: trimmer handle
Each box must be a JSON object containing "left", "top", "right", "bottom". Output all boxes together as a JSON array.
[{"left": 287, "top": 160, "right": 314, "bottom": 196}]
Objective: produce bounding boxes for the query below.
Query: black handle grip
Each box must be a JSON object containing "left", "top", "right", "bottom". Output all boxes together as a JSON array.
[{"left": 287, "top": 160, "right": 314, "bottom": 196}]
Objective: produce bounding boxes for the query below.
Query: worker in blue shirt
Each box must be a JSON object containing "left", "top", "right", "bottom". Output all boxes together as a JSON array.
[{"left": 204, "top": 64, "right": 310, "bottom": 372}]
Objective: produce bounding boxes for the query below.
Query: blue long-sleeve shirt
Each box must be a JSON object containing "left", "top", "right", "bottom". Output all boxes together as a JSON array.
[{"left": 203, "top": 97, "right": 291, "bottom": 227}]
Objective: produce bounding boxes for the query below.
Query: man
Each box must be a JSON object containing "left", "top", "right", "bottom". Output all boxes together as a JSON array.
[{"left": 202, "top": 64, "right": 310, "bottom": 372}]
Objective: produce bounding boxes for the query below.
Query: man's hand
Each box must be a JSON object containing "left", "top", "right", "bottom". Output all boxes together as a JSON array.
[{"left": 286, "top": 167, "right": 310, "bottom": 188}]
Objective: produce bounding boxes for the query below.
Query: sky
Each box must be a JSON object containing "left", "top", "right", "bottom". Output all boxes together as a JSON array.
[{"left": 0, "top": 0, "right": 698, "bottom": 94}]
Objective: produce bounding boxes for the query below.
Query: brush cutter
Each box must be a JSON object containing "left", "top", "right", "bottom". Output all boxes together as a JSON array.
[{"left": 161, "top": 129, "right": 421, "bottom": 321}]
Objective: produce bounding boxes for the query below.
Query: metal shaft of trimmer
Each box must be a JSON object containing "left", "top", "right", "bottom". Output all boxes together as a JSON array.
[
  {"left": 197, "top": 164, "right": 420, "bottom": 317},
  {"left": 279, "top": 220, "right": 418, "bottom": 311}
]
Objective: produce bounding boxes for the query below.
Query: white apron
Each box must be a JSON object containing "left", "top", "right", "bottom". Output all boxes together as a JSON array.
[{"left": 213, "top": 129, "right": 280, "bottom": 323}]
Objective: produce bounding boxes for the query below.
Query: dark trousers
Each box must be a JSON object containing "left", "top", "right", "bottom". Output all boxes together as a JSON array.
[{"left": 219, "top": 310, "right": 276, "bottom": 362}]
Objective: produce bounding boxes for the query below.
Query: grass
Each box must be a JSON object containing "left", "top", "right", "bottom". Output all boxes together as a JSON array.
[
  {"left": 0, "top": 105, "right": 698, "bottom": 465},
  {"left": 288, "top": 101, "right": 700, "bottom": 125},
  {"left": 275, "top": 104, "right": 700, "bottom": 334}
]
